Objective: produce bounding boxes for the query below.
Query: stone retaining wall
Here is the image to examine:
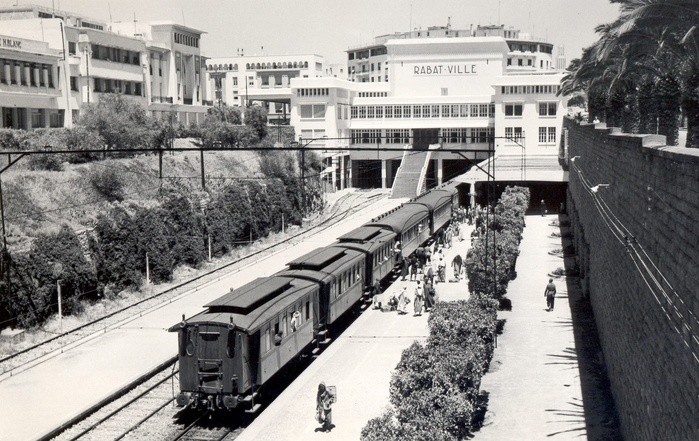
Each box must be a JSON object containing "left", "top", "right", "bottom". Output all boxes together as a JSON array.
[{"left": 565, "top": 119, "right": 699, "bottom": 441}]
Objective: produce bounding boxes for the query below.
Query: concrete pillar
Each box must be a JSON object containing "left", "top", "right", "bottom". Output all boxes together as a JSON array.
[
  {"left": 51, "top": 65, "right": 58, "bottom": 89},
  {"left": 43, "top": 66, "right": 50, "bottom": 88},
  {"left": 339, "top": 155, "right": 345, "bottom": 189},
  {"left": 437, "top": 159, "right": 443, "bottom": 185},
  {"left": 331, "top": 156, "right": 338, "bottom": 191},
  {"left": 381, "top": 159, "right": 388, "bottom": 189}
]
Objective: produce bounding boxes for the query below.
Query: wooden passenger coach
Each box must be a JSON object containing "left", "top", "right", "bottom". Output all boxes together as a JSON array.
[
  {"left": 336, "top": 226, "right": 397, "bottom": 289},
  {"left": 366, "top": 204, "right": 430, "bottom": 258},
  {"left": 169, "top": 276, "right": 319, "bottom": 411}
]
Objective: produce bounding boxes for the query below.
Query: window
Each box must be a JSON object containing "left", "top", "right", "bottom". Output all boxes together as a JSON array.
[
  {"left": 376, "top": 106, "right": 383, "bottom": 118},
  {"left": 385, "top": 105, "right": 393, "bottom": 118},
  {"left": 459, "top": 104, "right": 469, "bottom": 117},
  {"left": 413, "top": 105, "right": 421, "bottom": 118},
  {"left": 505, "top": 103, "right": 523, "bottom": 117},
  {"left": 367, "top": 106, "right": 375, "bottom": 118},
  {"left": 538, "top": 127, "right": 547, "bottom": 143},
  {"left": 430, "top": 105, "right": 440, "bottom": 118},
  {"left": 441, "top": 87, "right": 448, "bottom": 96},
  {"left": 548, "top": 127, "right": 557, "bottom": 143},
  {"left": 539, "top": 102, "right": 557, "bottom": 116},
  {"left": 514, "top": 127, "right": 523, "bottom": 141}
]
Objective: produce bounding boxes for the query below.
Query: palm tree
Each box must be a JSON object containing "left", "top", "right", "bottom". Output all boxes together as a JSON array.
[{"left": 608, "top": 0, "right": 699, "bottom": 146}]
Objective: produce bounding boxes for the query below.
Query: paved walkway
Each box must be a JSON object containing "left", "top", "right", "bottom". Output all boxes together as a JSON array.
[
  {"left": 476, "top": 214, "right": 619, "bottom": 440},
  {"left": 238, "top": 214, "right": 621, "bottom": 440},
  {"left": 236, "top": 222, "right": 476, "bottom": 441}
]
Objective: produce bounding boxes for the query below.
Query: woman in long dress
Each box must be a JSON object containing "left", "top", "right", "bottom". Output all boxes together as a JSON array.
[
  {"left": 414, "top": 281, "right": 424, "bottom": 316},
  {"left": 397, "top": 286, "right": 409, "bottom": 314}
]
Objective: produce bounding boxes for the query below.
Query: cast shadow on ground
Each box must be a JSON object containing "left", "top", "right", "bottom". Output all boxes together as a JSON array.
[{"left": 548, "top": 215, "right": 622, "bottom": 440}]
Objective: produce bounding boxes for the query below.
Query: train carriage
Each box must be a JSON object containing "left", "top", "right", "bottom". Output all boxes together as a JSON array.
[
  {"left": 277, "top": 246, "right": 365, "bottom": 338},
  {"left": 366, "top": 204, "right": 431, "bottom": 258},
  {"left": 169, "top": 276, "right": 319, "bottom": 411},
  {"left": 335, "top": 226, "right": 398, "bottom": 289},
  {"left": 406, "top": 189, "right": 454, "bottom": 236}
]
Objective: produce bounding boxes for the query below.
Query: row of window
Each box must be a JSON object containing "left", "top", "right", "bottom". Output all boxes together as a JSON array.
[
  {"left": 372, "top": 242, "right": 394, "bottom": 268},
  {"left": 91, "top": 44, "right": 141, "bottom": 65},
  {"left": 358, "top": 92, "right": 388, "bottom": 97},
  {"left": 501, "top": 84, "right": 560, "bottom": 95},
  {"left": 503, "top": 126, "right": 557, "bottom": 144},
  {"left": 174, "top": 32, "right": 199, "bottom": 48},
  {"left": 0, "top": 60, "right": 55, "bottom": 88},
  {"left": 297, "top": 88, "right": 329, "bottom": 97},
  {"left": 262, "top": 297, "right": 312, "bottom": 353},
  {"left": 351, "top": 103, "right": 495, "bottom": 120},
  {"left": 351, "top": 128, "right": 495, "bottom": 144},
  {"left": 92, "top": 77, "right": 143, "bottom": 95},
  {"left": 333, "top": 263, "right": 363, "bottom": 299},
  {"left": 507, "top": 43, "right": 552, "bottom": 53},
  {"left": 503, "top": 102, "right": 557, "bottom": 117}
]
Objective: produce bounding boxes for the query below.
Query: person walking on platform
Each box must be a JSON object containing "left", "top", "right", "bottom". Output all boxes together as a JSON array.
[
  {"left": 544, "top": 278, "right": 557, "bottom": 311},
  {"left": 437, "top": 258, "right": 446, "bottom": 283},
  {"left": 424, "top": 280, "right": 435, "bottom": 311},
  {"left": 409, "top": 255, "right": 418, "bottom": 281},
  {"left": 452, "top": 254, "right": 463, "bottom": 281},
  {"left": 316, "top": 382, "right": 334, "bottom": 432},
  {"left": 414, "top": 281, "right": 424, "bottom": 316},
  {"left": 401, "top": 257, "right": 409, "bottom": 281},
  {"left": 397, "top": 286, "right": 410, "bottom": 314},
  {"left": 371, "top": 278, "right": 383, "bottom": 310}
]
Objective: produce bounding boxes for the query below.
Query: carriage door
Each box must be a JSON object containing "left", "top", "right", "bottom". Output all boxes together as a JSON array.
[{"left": 197, "top": 325, "right": 223, "bottom": 394}]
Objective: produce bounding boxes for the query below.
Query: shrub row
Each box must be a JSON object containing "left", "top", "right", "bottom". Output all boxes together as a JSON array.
[
  {"left": 466, "top": 186, "right": 529, "bottom": 301},
  {"left": 360, "top": 186, "right": 530, "bottom": 441}
]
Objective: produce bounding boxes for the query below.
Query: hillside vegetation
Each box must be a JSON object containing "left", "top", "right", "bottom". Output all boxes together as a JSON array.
[{"left": 0, "top": 94, "right": 318, "bottom": 331}]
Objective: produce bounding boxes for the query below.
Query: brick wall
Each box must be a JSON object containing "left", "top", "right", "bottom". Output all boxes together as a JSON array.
[{"left": 565, "top": 120, "right": 699, "bottom": 440}]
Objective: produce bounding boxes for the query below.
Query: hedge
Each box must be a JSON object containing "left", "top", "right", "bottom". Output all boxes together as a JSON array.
[{"left": 361, "top": 186, "right": 530, "bottom": 441}]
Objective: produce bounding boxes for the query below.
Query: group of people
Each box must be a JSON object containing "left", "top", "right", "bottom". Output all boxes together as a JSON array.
[{"left": 372, "top": 277, "right": 438, "bottom": 316}]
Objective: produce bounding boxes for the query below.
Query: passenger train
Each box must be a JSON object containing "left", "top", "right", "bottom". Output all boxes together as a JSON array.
[{"left": 168, "top": 183, "right": 459, "bottom": 412}]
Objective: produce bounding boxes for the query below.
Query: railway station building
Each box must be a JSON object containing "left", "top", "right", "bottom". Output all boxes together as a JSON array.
[{"left": 290, "top": 25, "right": 566, "bottom": 194}]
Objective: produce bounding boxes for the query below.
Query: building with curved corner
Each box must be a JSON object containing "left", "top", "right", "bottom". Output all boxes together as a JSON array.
[{"left": 291, "top": 29, "right": 566, "bottom": 194}]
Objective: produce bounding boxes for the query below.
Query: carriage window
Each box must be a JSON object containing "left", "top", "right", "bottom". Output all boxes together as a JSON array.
[
  {"left": 274, "top": 322, "right": 282, "bottom": 346},
  {"left": 264, "top": 328, "right": 270, "bottom": 353},
  {"left": 306, "top": 300, "right": 310, "bottom": 320},
  {"left": 282, "top": 315, "right": 288, "bottom": 335}
]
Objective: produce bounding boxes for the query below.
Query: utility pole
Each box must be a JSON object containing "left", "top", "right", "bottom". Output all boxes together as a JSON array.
[
  {"left": 200, "top": 148, "right": 206, "bottom": 190},
  {"left": 145, "top": 252, "right": 150, "bottom": 285},
  {"left": 57, "top": 279, "right": 62, "bottom": 334},
  {"left": 300, "top": 136, "right": 306, "bottom": 216},
  {"left": 84, "top": 45, "right": 91, "bottom": 105}
]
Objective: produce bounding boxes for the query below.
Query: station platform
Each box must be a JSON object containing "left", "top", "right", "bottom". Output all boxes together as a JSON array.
[
  {"left": 236, "top": 222, "right": 475, "bottom": 441},
  {"left": 0, "top": 191, "right": 405, "bottom": 441},
  {"left": 236, "top": 215, "right": 619, "bottom": 440}
]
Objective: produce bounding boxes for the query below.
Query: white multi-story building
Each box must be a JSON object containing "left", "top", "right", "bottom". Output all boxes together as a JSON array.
[
  {"left": 0, "top": 4, "right": 209, "bottom": 129},
  {"left": 292, "top": 28, "right": 566, "bottom": 191},
  {"left": 205, "top": 54, "right": 326, "bottom": 124}
]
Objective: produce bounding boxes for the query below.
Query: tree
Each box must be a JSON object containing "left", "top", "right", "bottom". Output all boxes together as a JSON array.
[
  {"left": 76, "top": 93, "right": 159, "bottom": 154},
  {"left": 207, "top": 104, "right": 242, "bottom": 124},
  {"left": 244, "top": 104, "right": 269, "bottom": 140}
]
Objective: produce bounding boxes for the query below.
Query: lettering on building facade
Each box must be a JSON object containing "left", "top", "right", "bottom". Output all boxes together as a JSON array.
[
  {"left": 413, "top": 64, "right": 477, "bottom": 75},
  {"left": 2, "top": 38, "right": 22, "bottom": 49}
]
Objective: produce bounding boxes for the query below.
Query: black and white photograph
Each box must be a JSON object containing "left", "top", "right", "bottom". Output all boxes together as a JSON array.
[{"left": 0, "top": 0, "right": 697, "bottom": 440}]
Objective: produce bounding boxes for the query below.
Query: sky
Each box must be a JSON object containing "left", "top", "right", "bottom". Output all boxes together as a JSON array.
[{"left": 1, "top": 0, "right": 622, "bottom": 65}]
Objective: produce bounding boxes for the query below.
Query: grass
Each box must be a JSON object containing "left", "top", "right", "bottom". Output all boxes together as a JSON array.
[{"left": 3, "top": 149, "right": 262, "bottom": 251}]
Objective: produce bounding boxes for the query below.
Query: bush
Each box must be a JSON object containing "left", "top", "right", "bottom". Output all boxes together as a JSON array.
[
  {"left": 88, "top": 167, "right": 125, "bottom": 202},
  {"left": 0, "top": 226, "right": 98, "bottom": 330},
  {"left": 362, "top": 187, "right": 529, "bottom": 441}
]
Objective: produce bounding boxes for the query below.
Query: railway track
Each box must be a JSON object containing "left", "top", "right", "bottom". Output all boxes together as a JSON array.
[
  {"left": 39, "top": 191, "right": 387, "bottom": 440},
  {"left": 1, "top": 191, "right": 382, "bottom": 379}
]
